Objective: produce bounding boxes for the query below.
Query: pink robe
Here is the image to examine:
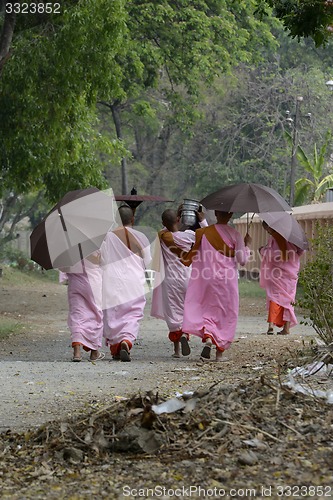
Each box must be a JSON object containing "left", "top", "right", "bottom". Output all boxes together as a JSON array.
[
  {"left": 65, "top": 255, "right": 103, "bottom": 351},
  {"left": 182, "top": 224, "right": 250, "bottom": 350},
  {"left": 59, "top": 271, "right": 68, "bottom": 284},
  {"left": 101, "top": 227, "right": 151, "bottom": 348},
  {"left": 150, "top": 230, "right": 195, "bottom": 332},
  {"left": 259, "top": 237, "right": 303, "bottom": 327}
]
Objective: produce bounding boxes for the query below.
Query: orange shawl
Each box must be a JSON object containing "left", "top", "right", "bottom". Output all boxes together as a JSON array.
[{"left": 160, "top": 226, "right": 235, "bottom": 267}]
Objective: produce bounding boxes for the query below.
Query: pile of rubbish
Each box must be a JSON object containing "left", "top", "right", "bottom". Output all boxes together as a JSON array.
[{"left": 2, "top": 364, "right": 332, "bottom": 465}]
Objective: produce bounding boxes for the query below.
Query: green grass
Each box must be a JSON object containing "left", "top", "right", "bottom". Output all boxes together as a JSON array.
[
  {"left": 238, "top": 279, "right": 266, "bottom": 298},
  {"left": 0, "top": 317, "right": 23, "bottom": 340},
  {"left": 239, "top": 278, "right": 306, "bottom": 301},
  {"left": 0, "top": 265, "right": 59, "bottom": 285}
]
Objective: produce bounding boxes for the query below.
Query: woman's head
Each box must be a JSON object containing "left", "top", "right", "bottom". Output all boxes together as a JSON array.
[
  {"left": 162, "top": 209, "right": 178, "bottom": 230},
  {"left": 119, "top": 205, "right": 134, "bottom": 226},
  {"left": 215, "top": 211, "right": 233, "bottom": 224}
]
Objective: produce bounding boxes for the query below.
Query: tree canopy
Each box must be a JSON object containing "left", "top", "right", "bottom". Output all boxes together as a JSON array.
[
  {"left": 0, "top": 0, "right": 278, "bottom": 202},
  {"left": 260, "top": 0, "right": 333, "bottom": 47},
  {"left": 0, "top": 0, "right": 332, "bottom": 243},
  {"left": 0, "top": 0, "right": 127, "bottom": 201}
]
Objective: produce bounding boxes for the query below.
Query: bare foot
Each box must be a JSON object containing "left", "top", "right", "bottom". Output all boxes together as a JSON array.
[
  {"left": 72, "top": 345, "right": 82, "bottom": 362},
  {"left": 215, "top": 350, "right": 223, "bottom": 362}
]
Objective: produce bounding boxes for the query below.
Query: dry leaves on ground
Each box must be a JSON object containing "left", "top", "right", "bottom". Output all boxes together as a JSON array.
[{"left": 1, "top": 363, "right": 333, "bottom": 499}]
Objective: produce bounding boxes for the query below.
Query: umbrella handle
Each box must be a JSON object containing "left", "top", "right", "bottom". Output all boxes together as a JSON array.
[
  {"left": 59, "top": 207, "right": 73, "bottom": 253},
  {"left": 79, "top": 243, "right": 84, "bottom": 261},
  {"left": 246, "top": 213, "right": 255, "bottom": 233}
]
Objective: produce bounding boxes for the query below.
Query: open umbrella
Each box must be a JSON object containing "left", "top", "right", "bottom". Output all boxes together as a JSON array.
[
  {"left": 115, "top": 188, "right": 173, "bottom": 213},
  {"left": 258, "top": 211, "right": 309, "bottom": 250},
  {"left": 200, "top": 183, "right": 291, "bottom": 213},
  {"left": 30, "top": 187, "right": 118, "bottom": 270}
]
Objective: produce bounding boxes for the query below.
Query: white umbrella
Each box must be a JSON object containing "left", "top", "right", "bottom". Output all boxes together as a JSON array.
[{"left": 30, "top": 187, "right": 119, "bottom": 269}]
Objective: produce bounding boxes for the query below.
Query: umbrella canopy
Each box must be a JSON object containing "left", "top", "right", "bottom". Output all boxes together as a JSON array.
[
  {"left": 200, "top": 183, "right": 291, "bottom": 213},
  {"left": 30, "top": 187, "right": 118, "bottom": 270},
  {"left": 115, "top": 188, "right": 173, "bottom": 211},
  {"left": 258, "top": 211, "right": 309, "bottom": 250}
]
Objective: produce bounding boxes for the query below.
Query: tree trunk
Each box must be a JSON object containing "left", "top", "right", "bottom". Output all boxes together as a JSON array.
[
  {"left": 0, "top": 191, "right": 44, "bottom": 250},
  {"left": 0, "top": 2, "right": 16, "bottom": 76},
  {"left": 111, "top": 104, "right": 128, "bottom": 195}
]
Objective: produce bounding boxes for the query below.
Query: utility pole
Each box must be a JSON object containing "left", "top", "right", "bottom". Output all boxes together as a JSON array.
[
  {"left": 288, "top": 96, "right": 303, "bottom": 207},
  {"left": 286, "top": 96, "right": 311, "bottom": 206}
]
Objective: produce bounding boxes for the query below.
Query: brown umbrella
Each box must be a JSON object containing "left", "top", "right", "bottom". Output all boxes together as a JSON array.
[
  {"left": 258, "top": 211, "right": 309, "bottom": 250},
  {"left": 200, "top": 183, "right": 291, "bottom": 213},
  {"left": 115, "top": 188, "right": 173, "bottom": 213},
  {"left": 30, "top": 187, "right": 118, "bottom": 270}
]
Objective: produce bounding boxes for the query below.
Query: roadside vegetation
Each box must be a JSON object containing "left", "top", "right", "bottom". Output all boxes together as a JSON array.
[{"left": 0, "top": 317, "right": 22, "bottom": 340}]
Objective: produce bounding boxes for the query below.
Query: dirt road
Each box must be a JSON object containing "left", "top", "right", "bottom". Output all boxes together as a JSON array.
[{"left": 0, "top": 272, "right": 316, "bottom": 432}]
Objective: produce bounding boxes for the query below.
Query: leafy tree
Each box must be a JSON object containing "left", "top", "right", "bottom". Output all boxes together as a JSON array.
[
  {"left": 0, "top": 190, "right": 46, "bottom": 249},
  {"left": 0, "top": 0, "right": 278, "bottom": 204},
  {"left": 1, "top": 0, "right": 332, "bottom": 241},
  {"left": 261, "top": 0, "right": 333, "bottom": 46},
  {"left": 178, "top": 62, "right": 332, "bottom": 202},
  {"left": 290, "top": 132, "right": 333, "bottom": 205},
  {"left": 99, "top": 0, "right": 279, "bottom": 193},
  {"left": 104, "top": 38, "right": 333, "bottom": 226},
  {"left": 0, "top": 0, "right": 127, "bottom": 202}
]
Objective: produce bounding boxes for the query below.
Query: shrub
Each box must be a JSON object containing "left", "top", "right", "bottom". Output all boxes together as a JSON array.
[
  {"left": 298, "top": 223, "right": 333, "bottom": 348},
  {"left": 0, "top": 245, "right": 37, "bottom": 271}
]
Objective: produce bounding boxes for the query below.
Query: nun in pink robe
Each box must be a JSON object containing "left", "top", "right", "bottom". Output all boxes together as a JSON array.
[
  {"left": 101, "top": 206, "right": 151, "bottom": 361},
  {"left": 259, "top": 226, "right": 303, "bottom": 334},
  {"left": 151, "top": 209, "right": 208, "bottom": 356},
  {"left": 162, "top": 211, "right": 251, "bottom": 361},
  {"left": 151, "top": 230, "right": 193, "bottom": 331},
  {"left": 63, "top": 251, "right": 104, "bottom": 362},
  {"left": 150, "top": 229, "right": 194, "bottom": 357}
]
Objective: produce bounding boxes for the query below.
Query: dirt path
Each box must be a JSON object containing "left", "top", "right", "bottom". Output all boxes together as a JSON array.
[{"left": 0, "top": 274, "right": 317, "bottom": 432}]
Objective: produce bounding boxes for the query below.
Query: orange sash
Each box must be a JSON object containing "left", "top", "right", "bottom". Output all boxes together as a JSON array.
[
  {"left": 268, "top": 301, "right": 285, "bottom": 327},
  {"left": 271, "top": 230, "right": 288, "bottom": 261},
  {"left": 113, "top": 227, "right": 144, "bottom": 259},
  {"left": 160, "top": 226, "right": 235, "bottom": 267}
]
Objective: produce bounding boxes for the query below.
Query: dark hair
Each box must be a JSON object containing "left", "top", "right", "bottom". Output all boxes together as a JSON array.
[
  {"left": 118, "top": 205, "right": 134, "bottom": 225},
  {"left": 162, "top": 209, "right": 178, "bottom": 230}
]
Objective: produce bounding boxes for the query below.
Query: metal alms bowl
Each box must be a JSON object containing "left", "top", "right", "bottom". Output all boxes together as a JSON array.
[{"left": 181, "top": 198, "right": 200, "bottom": 226}]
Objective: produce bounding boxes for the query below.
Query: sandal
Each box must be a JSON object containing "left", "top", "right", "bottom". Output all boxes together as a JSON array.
[
  {"left": 266, "top": 328, "right": 274, "bottom": 335},
  {"left": 180, "top": 334, "right": 191, "bottom": 356},
  {"left": 200, "top": 344, "right": 212, "bottom": 360},
  {"left": 119, "top": 342, "right": 131, "bottom": 362},
  {"left": 89, "top": 352, "right": 105, "bottom": 362},
  {"left": 72, "top": 356, "right": 82, "bottom": 362},
  {"left": 277, "top": 330, "right": 290, "bottom": 335}
]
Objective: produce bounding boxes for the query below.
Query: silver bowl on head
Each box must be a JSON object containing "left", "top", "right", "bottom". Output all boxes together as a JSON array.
[{"left": 181, "top": 199, "right": 200, "bottom": 226}]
